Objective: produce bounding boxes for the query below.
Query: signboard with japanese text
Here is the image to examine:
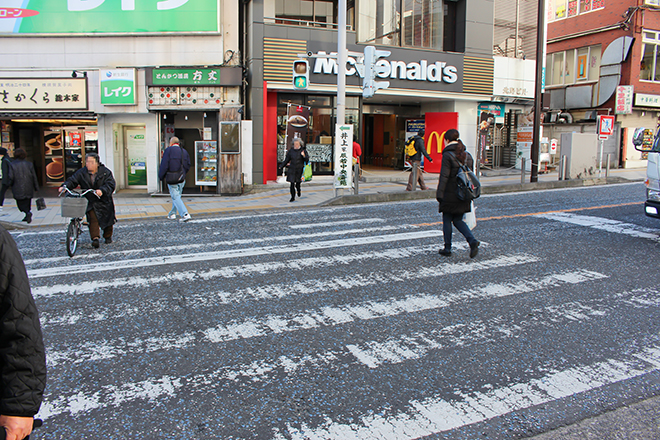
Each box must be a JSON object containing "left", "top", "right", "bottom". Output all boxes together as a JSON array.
[
  {"left": 152, "top": 69, "right": 221, "bottom": 86},
  {"left": 334, "top": 124, "right": 353, "bottom": 189},
  {"left": 100, "top": 69, "right": 136, "bottom": 105},
  {"left": 615, "top": 86, "right": 633, "bottom": 114},
  {"left": 634, "top": 93, "right": 660, "bottom": 108},
  {"left": 0, "top": 78, "right": 87, "bottom": 110},
  {"left": 0, "top": 0, "right": 219, "bottom": 34}
]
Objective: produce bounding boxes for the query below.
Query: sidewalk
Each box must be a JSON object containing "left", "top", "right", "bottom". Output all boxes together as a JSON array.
[{"left": 0, "top": 166, "right": 646, "bottom": 229}]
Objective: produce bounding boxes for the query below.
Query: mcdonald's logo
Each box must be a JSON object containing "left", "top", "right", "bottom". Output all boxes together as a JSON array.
[{"left": 426, "top": 130, "right": 444, "bottom": 154}]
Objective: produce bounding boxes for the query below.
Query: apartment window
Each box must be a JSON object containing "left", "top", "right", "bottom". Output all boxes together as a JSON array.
[
  {"left": 641, "top": 30, "right": 660, "bottom": 82},
  {"left": 269, "top": 0, "right": 355, "bottom": 29},
  {"left": 356, "top": 0, "right": 464, "bottom": 51},
  {"left": 549, "top": 0, "right": 604, "bottom": 22},
  {"left": 546, "top": 44, "right": 601, "bottom": 86}
]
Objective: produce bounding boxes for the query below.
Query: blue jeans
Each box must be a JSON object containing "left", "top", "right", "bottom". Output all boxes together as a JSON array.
[
  {"left": 167, "top": 181, "right": 189, "bottom": 217},
  {"left": 442, "top": 212, "right": 477, "bottom": 250}
]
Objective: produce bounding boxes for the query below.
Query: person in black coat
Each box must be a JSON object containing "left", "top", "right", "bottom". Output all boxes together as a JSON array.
[
  {"left": 406, "top": 129, "right": 433, "bottom": 191},
  {"left": 279, "top": 137, "right": 308, "bottom": 202},
  {"left": 60, "top": 153, "right": 117, "bottom": 249},
  {"left": 0, "top": 148, "right": 11, "bottom": 211},
  {"left": 0, "top": 225, "right": 47, "bottom": 440},
  {"left": 7, "top": 149, "right": 38, "bottom": 224},
  {"left": 436, "top": 134, "right": 480, "bottom": 258}
]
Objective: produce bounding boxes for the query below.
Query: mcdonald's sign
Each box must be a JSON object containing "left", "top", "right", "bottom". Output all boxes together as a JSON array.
[{"left": 423, "top": 112, "right": 458, "bottom": 174}]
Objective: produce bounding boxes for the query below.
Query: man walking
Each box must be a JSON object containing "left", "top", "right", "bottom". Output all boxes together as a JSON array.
[
  {"left": 159, "top": 137, "right": 192, "bottom": 222},
  {"left": 406, "top": 129, "right": 433, "bottom": 191}
]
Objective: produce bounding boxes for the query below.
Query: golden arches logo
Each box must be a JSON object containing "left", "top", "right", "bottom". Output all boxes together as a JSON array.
[{"left": 426, "top": 131, "right": 444, "bottom": 154}]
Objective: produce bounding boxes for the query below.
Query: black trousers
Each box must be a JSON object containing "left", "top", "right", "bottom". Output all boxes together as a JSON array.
[
  {"left": 16, "top": 198, "right": 31, "bottom": 213},
  {"left": 0, "top": 184, "right": 9, "bottom": 206},
  {"left": 289, "top": 181, "right": 301, "bottom": 198}
]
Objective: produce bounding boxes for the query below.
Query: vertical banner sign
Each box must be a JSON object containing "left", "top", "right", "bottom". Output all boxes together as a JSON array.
[
  {"left": 101, "top": 69, "right": 136, "bottom": 105},
  {"left": 285, "top": 104, "right": 310, "bottom": 150},
  {"left": 334, "top": 124, "right": 353, "bottom": 189},
  {"left": 615, "top": 86, "right": 633, "bottom": 115}
]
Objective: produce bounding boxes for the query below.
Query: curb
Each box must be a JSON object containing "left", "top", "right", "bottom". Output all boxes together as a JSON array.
[{"left": 322, "top": 176, "right": 638, "bottom": 206}]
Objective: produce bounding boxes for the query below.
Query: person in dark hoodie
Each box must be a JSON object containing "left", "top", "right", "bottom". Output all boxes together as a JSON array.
[
  {"left": 0, "top": 148, "right": 11, "bottom": 212},
  {"left": 7, "top": 149, "right": 38, "bottom": 224},
  {"left": 0, "top": 224, "right": 47, "bottom": 440},
  {"left": 436, "top": 130, "right": 480, "bottom": 258},
  {"left": 60, "top": 153, "right": 117, "bottom": 248}
]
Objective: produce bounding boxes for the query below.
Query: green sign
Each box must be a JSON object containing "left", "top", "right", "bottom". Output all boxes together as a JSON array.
[
  {"left": 2, "top": 0, "right": 219, "bottom": 34},
  {"left": 100, "top": 69, "right": 136, "bottom": 105},
  {"left": 152, "top": 68, "right": 221, "bottom": 86}
]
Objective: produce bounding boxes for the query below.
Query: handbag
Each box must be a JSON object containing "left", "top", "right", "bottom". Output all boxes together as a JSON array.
[
  {"left": 464, "top": 202, "right": 477, "bottom": 230},
  {"left": 302, "top": 163, "right": 312, "bottom": 182},
  {"left": 36, "top": 197, "right": 46, "bottom": 211}
]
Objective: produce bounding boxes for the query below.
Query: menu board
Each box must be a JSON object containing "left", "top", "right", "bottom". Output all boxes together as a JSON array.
[{"left": 44, "top": 130, "right": 65, "bottom": 187}]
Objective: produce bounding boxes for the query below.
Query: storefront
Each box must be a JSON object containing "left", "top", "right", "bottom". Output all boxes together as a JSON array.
[{"left": 0, "top": 77, "right": 97, "bottom": 188}]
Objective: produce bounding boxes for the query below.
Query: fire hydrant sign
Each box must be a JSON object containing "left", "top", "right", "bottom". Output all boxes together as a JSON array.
[
  {"left": 100, "top": 69, "right": 136, "bottom": 105},
  {"left": 334, "top": 124, "right": 353, "bottom": 189}
]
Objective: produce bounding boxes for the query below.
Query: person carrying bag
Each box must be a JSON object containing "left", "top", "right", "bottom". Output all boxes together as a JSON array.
[{"left": 158, "top": 137, "right": 192, "bottom": 222}]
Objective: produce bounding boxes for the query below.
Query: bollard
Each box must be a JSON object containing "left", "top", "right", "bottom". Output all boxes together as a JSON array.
[
  {"left": 411, "top": 161, "right": 419, "bottom": 191},
  {"left": 605, "top": 153, "right": 611, "bottom": 178},
  {"left": 353, "top": 163, "right": 360, "bottom": 195},
  {"left": 558, "top": 155, "right": 566, "bottom": 180},
  {"left": 521, "top": 158, "right": 526, "bottom": 183}
]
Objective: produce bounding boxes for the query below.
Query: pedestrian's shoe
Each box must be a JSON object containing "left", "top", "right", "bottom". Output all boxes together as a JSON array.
[
  {"left": 21, "top": 213, "right": 28, "bottom": 222},
  {"left": 92, "top": 238, "right": 100, "bottom": 249},
  {"left": 167, "top": 214, "right": 176, "bottom": 220},
  {"left": 180, "top": 213, "right": 192, "bottom": 222},
  {"left": 421, "top": 186, "right": 429, "bottom": 190},
  {"left": 105, "top": 238, "right": 113, "bottom": 244},
  {"left": 26, "top": 212, "right": 32, "bottom": 224},
  {"left": 469, "top": 241, "right": 480, "bottom": 259},
  {"left": 289, "top": 196, "right": 295, "bottom": 202},
  {"left": 297, "top": 189, "right": 301, "bottom": 197},
  {"left": 438, "top": 248, "right": 451, "bottom": 256}
]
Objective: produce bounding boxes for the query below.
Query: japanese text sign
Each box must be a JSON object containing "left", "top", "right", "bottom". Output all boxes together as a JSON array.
[
  {"left": 334, "top": 124, "right": 354, "bottom": 189},
  {"left": 152, "top": 68, "right": 221, "bottom": 86},
  {"left": 100, "top": 69, "right": 136, "bottom": 105},
  {"left": 615, "top": 86, "right": 633, "bottom": 115},
  {"left": 0, "top": 78, "right": 87, "bottom": 110}
]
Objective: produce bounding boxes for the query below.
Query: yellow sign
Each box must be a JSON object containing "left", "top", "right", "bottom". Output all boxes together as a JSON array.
[{"left": 426, "top": 130, "right": 444, "bottom": 154}]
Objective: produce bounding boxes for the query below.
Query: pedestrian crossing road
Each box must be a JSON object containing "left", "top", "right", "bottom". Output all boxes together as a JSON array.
[{"left": 11, "top": 182, "right": 660, "bottom": 439}]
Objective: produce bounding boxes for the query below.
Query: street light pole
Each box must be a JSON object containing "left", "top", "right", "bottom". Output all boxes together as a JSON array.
[
  {"left": 337, "top": 0, "right": 346, "bottom": 126},
  {"left": 531, "top": 0, "right": 545, "bottom": 183}
]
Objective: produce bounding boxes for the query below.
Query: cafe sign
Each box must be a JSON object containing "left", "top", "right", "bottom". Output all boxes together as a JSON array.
[{"left": 0, "top": 78, "right": 88, "bottom": 110}]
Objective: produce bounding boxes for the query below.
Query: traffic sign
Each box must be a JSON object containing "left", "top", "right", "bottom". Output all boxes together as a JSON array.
[{"left": 597, "top": 115, "right": 615, "bottom": 139}]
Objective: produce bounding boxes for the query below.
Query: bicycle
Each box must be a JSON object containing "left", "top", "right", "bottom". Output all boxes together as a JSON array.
[{"left": 59, "top": 187, "right": 99, "bottom": 257}]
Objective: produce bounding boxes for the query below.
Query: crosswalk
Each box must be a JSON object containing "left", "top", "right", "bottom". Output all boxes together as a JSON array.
[{"left": 14, "top": 203, "right": 660, "bottom": 439}]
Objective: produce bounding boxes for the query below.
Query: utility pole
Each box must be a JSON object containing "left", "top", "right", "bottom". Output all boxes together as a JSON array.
[
  {"left": 337, "top": 0, "right": 346, "bottom": 126},
  {"left": 531, "top": 0, "right": 545, "bottom": 183}
]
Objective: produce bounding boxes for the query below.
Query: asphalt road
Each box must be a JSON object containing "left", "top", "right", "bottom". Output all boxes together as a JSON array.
[{"left": 12, "top": 181, "right": 660, "bottom": 439}]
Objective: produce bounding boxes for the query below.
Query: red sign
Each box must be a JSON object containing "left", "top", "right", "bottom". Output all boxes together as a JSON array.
[
  {"left": 597, "top": 115, "right": 615, "bottom": 138},
  {"left": 0, "top": 9, "right": 39, "bottom": 18},
  {"left": 423, "top": 112, "right": 459, "bottom": 174}
]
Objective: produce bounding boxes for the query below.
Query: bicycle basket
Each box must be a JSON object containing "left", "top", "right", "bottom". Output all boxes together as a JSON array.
[{"left": 61, "top": 197, "right": 89, "bottom": 218}]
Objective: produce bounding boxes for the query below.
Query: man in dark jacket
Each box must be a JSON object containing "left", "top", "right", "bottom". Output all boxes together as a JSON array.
[
  {"left": 158, "top": 137, "right": 192, "bottom": 222},
  {"left": 0, "top": 225, "right": 47, "bottom": 440},
  {"left": 7, "top": 149, "right": 39, "bottom": 224},
  {"left": 406, "top": 129, "right": 433, "bottom": 191},
  {"left": 0, "top": 148, "right": 11, "bottom": 212},
  {"left": 60, "top": 153, "right": 117, "bottom": 248}
]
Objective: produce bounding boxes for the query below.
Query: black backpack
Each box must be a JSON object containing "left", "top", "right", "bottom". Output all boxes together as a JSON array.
[{"left": 451, "top": 153, "right": 481, "bottom": 201}]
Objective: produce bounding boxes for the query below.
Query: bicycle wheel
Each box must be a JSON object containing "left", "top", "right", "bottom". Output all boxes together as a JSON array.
[{"left": 66, "top": 219, "right": 79, "bottom": 257}]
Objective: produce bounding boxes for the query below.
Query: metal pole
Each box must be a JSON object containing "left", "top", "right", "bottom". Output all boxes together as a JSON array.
[
  {"left": 337, "top": 0, "right": 346, "bottom": 126},
  {"left": 531, "top": 0, "right": 545, "bottom": 183},
  {"left": 598, "top": 138, "right": 604, "bottom": 177},
  {"left": 521, "top": 157, "right": 526, "bottom": 183},
  {"left": 558, "top": 155, "right": 566, "bottom": 180},
  {"left": 605, "top": 153, "right": 611, "bottom": 178},
  {"left": 411, "top": 162, "right": 419, "bottom": 191},
  {"left": 515, "top": 0, "right": 520, "bottom": 58},
  {"left": 353, "top": 162, "right": 359, "bottom": 194}
]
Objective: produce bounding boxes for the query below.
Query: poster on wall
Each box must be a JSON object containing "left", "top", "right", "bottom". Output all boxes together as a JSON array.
[
  {"left": 126, "top": 128, "right": 147, "bottom": 186},
  {"left": 44, "top": 130, "right": 64, "bottom": 187},
  {"left": 0, "top": 0, "right": 219, "bottom": 34}
]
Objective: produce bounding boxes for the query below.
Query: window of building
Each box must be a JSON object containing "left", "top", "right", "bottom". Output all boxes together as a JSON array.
[
  {"left": 641, "top": 30, "right": 660, "bottom": 82},
  {"left": 548, "top": 0, "right": 604, "bottom": 22},
  {"left": 356, "top": 0, "right": 464, "bottom": 51},
  {"left": 545, "top": 44, "right": 601, "bottom": 86},
  {"left": 268, "top": 0, "right": 355, "bottom": 29}
]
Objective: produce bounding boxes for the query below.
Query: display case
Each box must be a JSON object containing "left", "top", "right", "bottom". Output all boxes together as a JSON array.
[{"left": 194, "top": 140, "right": 217, "bottom": 186}]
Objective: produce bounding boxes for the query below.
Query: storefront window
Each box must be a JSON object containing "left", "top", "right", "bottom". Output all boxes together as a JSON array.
[
  {"left": 549, "top": 0, "right": 604, "bottom": 21},
  {"left": 545, "top": 45, "right": 600, "bottom": 86},
  {"left": 641, "top": 30, "right": 660, "bottom": 83},
  {"left": 356, "top": 0, "right": 400, "bottom": 46}
]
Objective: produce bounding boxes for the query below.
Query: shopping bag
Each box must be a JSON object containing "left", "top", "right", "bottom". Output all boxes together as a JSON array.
[
  {"left": 36, "top": 197, "right": 46, "bottom": 211},
  {"left": 464, "top": 202, "right": 476, "bottom": 230},
  {"left": 302, "top": 163, "right": 312, "bottom": 182}
]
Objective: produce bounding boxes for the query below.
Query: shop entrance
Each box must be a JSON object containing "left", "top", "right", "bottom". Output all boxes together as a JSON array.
[
  {"left": 362, "top": 110, "right": 417, "bottom": 169},
  {"left": 123, "top": 126, "right": 147, "bottom": 187}
]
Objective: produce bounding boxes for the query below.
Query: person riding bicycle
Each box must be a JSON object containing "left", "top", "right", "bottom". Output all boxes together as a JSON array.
[{"left": 59, "top": 153, "right": 117, "bottom": 249}]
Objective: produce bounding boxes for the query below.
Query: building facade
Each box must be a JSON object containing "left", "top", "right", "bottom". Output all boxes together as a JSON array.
[
  {"left": 546, "top": 0, "right": 660, "bottom": 168},
  {"left": 0, "top": 0, "right": 241, "bottom": 194}
]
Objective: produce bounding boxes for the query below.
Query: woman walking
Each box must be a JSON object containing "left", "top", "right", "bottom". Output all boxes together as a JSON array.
[
  {"left": 280, "top": 137, "right": 308, "bottom": 202},
  {"left": 436, "top": 134, "right": 480, "bottom": 258},
  {"left": 8, "top": 148, "right": 38, "bottom": 224}
]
